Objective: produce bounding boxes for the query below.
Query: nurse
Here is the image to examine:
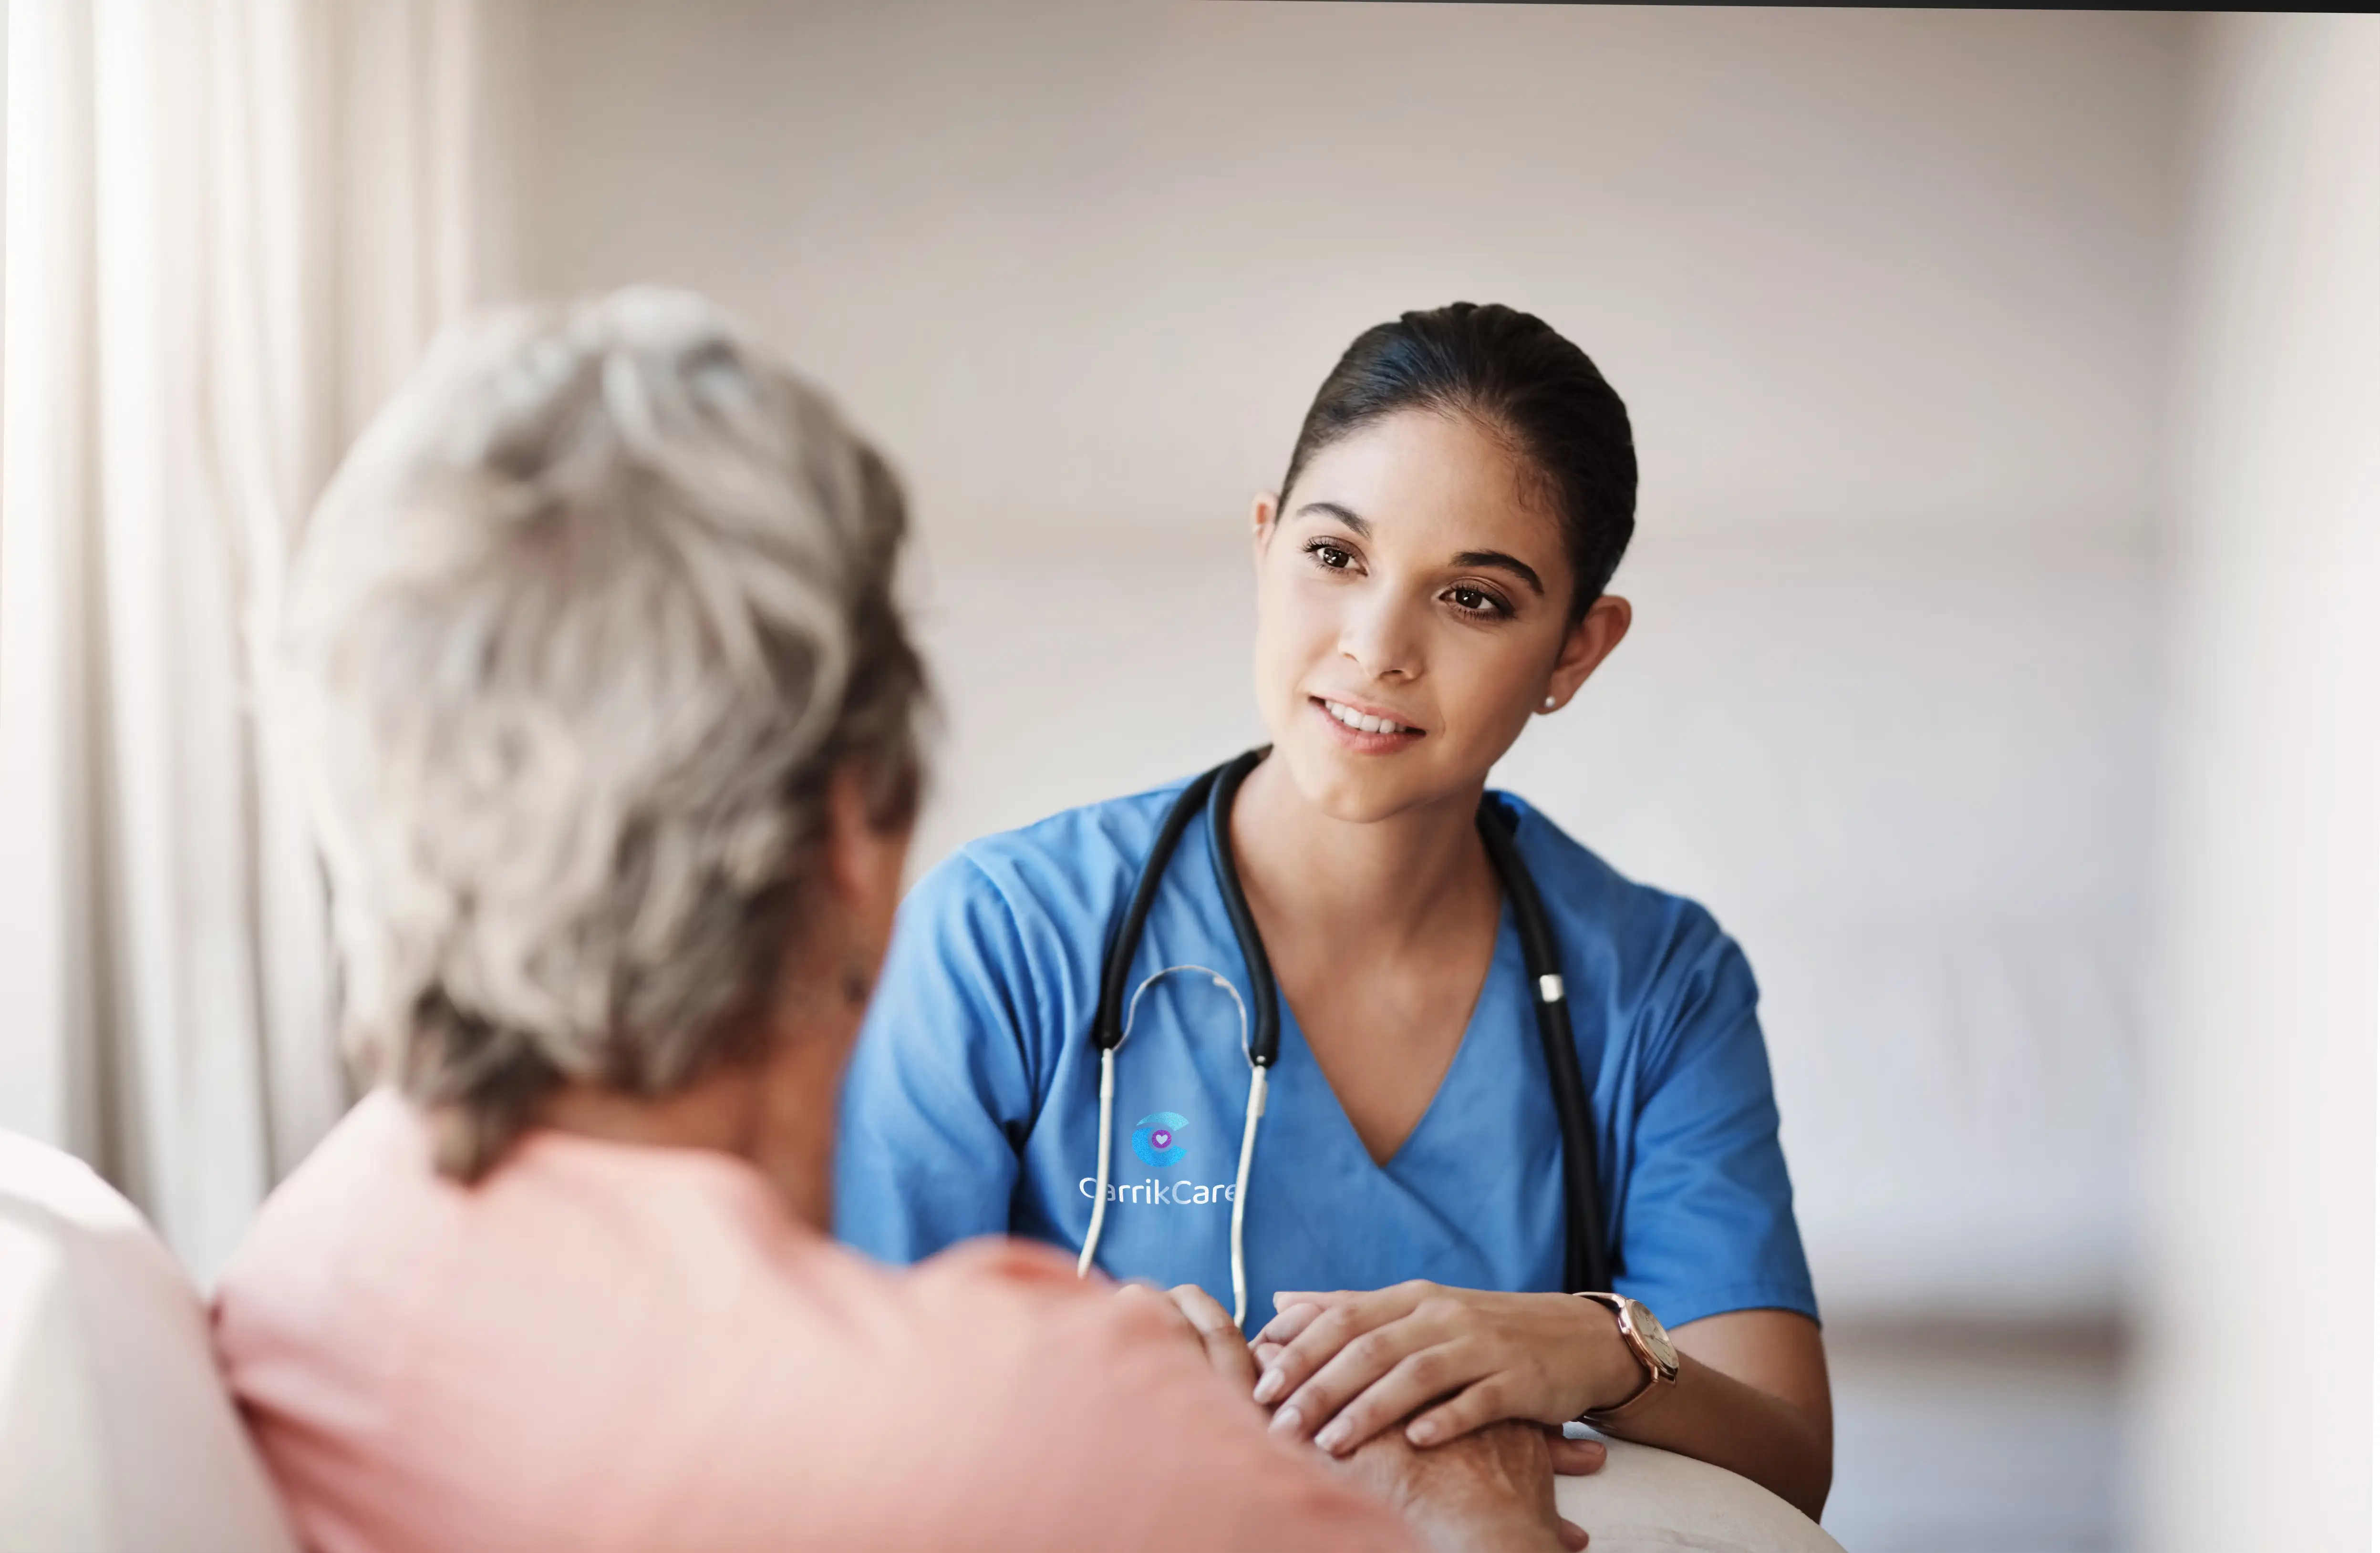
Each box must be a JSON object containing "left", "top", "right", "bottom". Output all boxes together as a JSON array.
[{"left": 837, "top": 303, "right": 1831, "bottom": 1518}]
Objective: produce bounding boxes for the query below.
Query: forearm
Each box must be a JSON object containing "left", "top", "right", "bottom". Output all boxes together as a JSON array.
[{"left": 1588, "top": 1350, "right": 1831, "bottom": 1520}]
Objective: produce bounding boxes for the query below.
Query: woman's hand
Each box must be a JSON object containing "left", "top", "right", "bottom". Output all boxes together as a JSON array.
[{"left": 1252, "top": 1281, "right": 1640, "bottom": 1455}]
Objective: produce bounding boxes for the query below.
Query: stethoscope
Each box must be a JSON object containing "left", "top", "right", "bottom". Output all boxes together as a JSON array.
[{"left": 1076, "top": 747, "right": 1612, "bottom": 1327}]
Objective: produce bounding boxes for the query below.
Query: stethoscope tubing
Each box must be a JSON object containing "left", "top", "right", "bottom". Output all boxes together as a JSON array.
[
  {"left": 1477, "top": 799, "right": 1612, "bottom": 1294},
  {"left": 1078, "top": 962, "right": 1262, "bottom": 1318},
  {"left": 1082, "top": 749, "right": 1611, "bottom": 1319}
]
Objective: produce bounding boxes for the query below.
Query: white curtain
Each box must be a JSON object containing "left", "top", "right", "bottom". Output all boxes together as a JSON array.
[{"left": 0, "top": 0, "right": 519, "bottom": 1283}]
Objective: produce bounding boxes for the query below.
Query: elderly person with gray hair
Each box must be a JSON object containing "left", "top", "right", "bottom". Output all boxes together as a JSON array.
[{"left": 212, "top": 288, "right": 1596, "bottom": 1553}]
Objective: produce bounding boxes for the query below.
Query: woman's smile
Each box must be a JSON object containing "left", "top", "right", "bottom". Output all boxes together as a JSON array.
[{"left": 1313, "top": 694, "right": 1425, "bottom": 751}]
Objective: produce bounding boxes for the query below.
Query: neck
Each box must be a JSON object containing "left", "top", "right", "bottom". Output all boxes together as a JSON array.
[
  {"left": 1228, "top": 754, "right": 1496, "bottom": 955},
  {"left": 537, "top": 1011, "right": 847, "bottom": 1234}
]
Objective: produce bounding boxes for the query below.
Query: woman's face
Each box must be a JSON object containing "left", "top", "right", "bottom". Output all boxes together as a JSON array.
[{"left": 1250, "top": 408, "right": 1628, "bottom": 824}]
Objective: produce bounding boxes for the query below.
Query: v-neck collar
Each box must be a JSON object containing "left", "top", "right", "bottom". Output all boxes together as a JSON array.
[{"left": 1270, "top": 898, "right": 1523, "bottom": 1176}]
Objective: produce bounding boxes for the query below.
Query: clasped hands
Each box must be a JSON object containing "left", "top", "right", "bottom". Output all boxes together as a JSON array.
[{"left": 1127, "top": 1280, "right": 1622, "bottom": 1553}]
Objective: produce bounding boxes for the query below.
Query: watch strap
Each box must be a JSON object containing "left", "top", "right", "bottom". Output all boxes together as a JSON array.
[{"left": 1573, "top": 1292, "right": 1671, "bottom": 1424}]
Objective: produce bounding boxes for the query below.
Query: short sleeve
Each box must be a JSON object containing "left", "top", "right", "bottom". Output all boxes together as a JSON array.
[
  {"left": 834, "top": 854, "right": 1045, "bottom": 1263},
  {"left": 1612, "top": 923, "right": 1819, "bottom": 1329}
]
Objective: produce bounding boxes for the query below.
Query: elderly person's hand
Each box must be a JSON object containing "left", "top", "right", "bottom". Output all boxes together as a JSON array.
[
  {"left": 1332, "top": 1417, "right": 1603, "bottom": 1553},
  {"left": 1114, "top": 1283, "right": 1262, "bottom": 1399}
]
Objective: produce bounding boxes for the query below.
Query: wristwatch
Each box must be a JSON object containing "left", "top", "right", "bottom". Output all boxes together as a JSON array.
[{"left": 1573, "top": 1292, "right": 1680, "bottom": 1423}]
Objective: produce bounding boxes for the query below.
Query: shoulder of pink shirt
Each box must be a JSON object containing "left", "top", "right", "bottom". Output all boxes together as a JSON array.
[
  {"left": 217, "top": 1093, "right": 1419, "bottom": 1553},
  {"left": 907, "top": 1234, "right": 1091, "bottom": 1291}
]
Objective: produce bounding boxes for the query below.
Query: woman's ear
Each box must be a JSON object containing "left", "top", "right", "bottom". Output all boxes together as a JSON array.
[
  {"left": 1542, "top": 595, "right": 1632, "bottom": 713},
  {"left": 1251, "top": 491, "right": 1280, "bottom": 558}
]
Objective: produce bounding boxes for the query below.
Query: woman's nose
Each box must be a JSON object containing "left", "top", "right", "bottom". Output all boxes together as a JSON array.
[{"left": 1338, "top": 593, "right": 1423, "bottom": 681}]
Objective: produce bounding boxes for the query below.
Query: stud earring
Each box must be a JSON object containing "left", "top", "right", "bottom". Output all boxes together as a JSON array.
[{"left": 1542, "top": 695, "right": 1558, "bottom": 712}]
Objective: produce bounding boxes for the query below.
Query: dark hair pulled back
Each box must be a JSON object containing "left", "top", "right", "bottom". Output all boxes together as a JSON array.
[{"left": 1278, "top": 303, "right": 1637, "bottom": 621}]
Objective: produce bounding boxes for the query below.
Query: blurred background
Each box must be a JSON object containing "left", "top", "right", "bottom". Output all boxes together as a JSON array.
[{"left": 1, "top": 5, "right": 2373, "bottom": 1550}]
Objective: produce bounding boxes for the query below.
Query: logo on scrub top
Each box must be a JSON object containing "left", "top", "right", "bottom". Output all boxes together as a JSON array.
[{"left": 1130, "top": 1111, "right": 1189, "bottom": 1169}]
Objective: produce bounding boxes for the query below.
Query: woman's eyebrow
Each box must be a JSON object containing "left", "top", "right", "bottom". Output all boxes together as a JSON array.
[
  {"left": 1295, "top": 500, "right": 1370, "bottom": 535},
  {"left": 1452, "top": 550, "right": 1545, "bottom": 595}
]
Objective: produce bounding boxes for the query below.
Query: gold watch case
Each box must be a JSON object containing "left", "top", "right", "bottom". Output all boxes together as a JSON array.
[{"left": 1574, "top": 1292, "right": 1681, "bottom": 1422}]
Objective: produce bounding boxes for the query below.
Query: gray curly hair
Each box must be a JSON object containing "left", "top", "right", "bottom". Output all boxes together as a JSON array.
[{"left": 272, "top": 288, "right": 926, "bottom": 1180}]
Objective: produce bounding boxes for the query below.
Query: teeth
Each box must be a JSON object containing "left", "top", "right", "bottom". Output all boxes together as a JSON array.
[{"left": 1325, "top": 699, "right": 1410, "bottom": 735}]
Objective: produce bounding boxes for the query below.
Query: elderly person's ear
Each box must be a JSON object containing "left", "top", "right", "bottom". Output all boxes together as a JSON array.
[{"left": 821, "top": 763, "right": 912, "bottom": 975}]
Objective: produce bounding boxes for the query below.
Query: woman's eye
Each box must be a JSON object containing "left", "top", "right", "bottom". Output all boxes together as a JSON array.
[
  {"left": 1309, "top": 543, "right": 1353, "bottom": 570},
  {"left": 1448, "top": 586, "right": 1508, "bottom": 617}
]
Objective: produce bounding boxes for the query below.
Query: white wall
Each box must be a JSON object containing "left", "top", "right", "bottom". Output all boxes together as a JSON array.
[
  {"left": 2136, "top": 15, "right": 2380, "bottom": 1548},
  {"left": 517, "top": 1, "right": 2185, "bottom": 1319}
]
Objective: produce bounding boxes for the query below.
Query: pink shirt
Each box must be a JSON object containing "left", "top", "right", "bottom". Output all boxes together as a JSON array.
[{"left": 213, "top": 1091, "right": 1408, "bottom": 1553}]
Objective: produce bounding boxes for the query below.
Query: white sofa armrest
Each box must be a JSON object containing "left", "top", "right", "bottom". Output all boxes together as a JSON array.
[
  {"left": 0, "top": 1133, "right": 298, "bottom": 1553},
  {"left": 1555, "top": 1435, "right": 1845, "bottom": 1553}
]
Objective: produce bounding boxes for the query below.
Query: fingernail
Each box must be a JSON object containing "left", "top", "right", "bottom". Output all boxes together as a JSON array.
[
  {"left": 1408, "top": 1419, "right": 1440, "bottom": 1446},
  {"left": 1269, "top": 1405, "right": 1303, "bottom": 1436},
  {"left": 1252, "top": 1368, "right": 1285, "bottom": 1405},
  {"left": 1316, "top": 1419, "right": 1352, "bottom": 1453}
]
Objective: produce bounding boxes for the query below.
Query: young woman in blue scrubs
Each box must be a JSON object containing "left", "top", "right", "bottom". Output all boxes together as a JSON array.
[{"left": 837, "top": 304, "right": 1832, "bottom": 1517}]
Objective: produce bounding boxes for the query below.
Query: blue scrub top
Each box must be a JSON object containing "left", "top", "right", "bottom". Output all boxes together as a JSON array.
[{"left": 835, "top": 779, "right": 1818, "bottom": 1335}]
